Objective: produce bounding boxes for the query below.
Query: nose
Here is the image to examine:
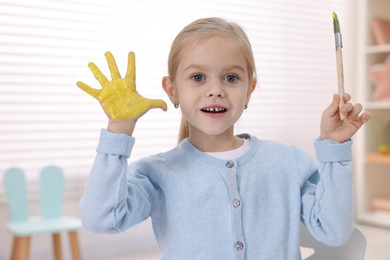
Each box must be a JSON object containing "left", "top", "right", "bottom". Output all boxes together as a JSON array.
[{"left": 205, "top": 80, "right": 225, "bottom": 98}]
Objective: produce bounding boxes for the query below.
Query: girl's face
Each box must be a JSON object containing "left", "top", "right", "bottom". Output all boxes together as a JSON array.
[{"left": 163, "top": 35, "right": 256, "bottom": 148}]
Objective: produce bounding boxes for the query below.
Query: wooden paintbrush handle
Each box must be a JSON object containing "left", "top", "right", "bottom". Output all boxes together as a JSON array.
[{"left": 336, "top": 48, "right": 345, "bottom": 106}]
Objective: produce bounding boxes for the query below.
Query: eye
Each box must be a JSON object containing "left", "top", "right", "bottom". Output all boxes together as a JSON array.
[
  {"left": 191, "top": 74, "right": 205, "bottom": 82},
  {"left": 224, "top": 74, "right": 239, "bottom": 83}
]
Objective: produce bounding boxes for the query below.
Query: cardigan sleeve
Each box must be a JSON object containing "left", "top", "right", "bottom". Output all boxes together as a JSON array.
[
  {"left": 79, "top": 129, "right": 159, "bottom": 234},
  {"left": 299, "top": 138, "right": 354, "bottom": 246}
]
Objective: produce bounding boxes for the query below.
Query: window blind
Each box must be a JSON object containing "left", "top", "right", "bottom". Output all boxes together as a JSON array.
[{"left": 0, "top": 0, "right": 355, "bottom": 186}]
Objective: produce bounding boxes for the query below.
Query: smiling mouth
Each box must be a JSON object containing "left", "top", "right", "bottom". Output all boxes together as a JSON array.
[{"left": 201, "top": 107, "right": 228, "bottom": 113}]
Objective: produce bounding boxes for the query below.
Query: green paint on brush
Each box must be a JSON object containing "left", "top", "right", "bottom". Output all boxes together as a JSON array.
[{"left": 332, "top": 12, "right": 341, "bottom": 33}]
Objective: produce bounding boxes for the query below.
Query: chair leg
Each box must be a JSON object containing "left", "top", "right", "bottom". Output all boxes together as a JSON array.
[
  {"left": 52, "top": 233, "right": 62, "bottom": 260},
  {"left": 68, "top": 231, "right": 82, "bottom": 260},
  {"left": 12, "top": 236, "right": 31, "bottom": 260},
  {"left": 11, "top": 237, "right": 18, "bottom": 260}
]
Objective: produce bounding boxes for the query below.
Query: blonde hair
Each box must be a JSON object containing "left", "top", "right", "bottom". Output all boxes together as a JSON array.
[{"left": 167, "top": 17, "right": 257, "bottom": 143}]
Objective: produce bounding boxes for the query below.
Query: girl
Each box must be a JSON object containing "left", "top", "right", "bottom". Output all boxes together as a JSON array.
[{"left": 78, "top": 17, "right": 371, "bottom": 259}]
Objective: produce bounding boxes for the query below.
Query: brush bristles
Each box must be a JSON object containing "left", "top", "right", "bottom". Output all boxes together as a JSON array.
[{"left": 332, "top": 12, "right": 341, "bottom": 33}]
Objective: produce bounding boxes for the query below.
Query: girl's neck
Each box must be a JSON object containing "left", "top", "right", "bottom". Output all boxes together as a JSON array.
[{"left": 188, "top": 130, "right": 243, "bottom": 153}]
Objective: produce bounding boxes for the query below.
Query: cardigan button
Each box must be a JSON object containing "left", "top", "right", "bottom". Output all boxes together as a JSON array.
[
  {"left": 235, "top": 241, "right": 244, "bottom": 251},
  {"left": 233, "top": 199, "right": 241, "bottom": 207},
  {"left": 225, "top": 160, "right": 234, "bottom": 168}
]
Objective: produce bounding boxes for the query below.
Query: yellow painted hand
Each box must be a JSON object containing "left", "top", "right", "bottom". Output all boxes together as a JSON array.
[{"left": 77, "top": 51, "right": 167, "bottom": 120}]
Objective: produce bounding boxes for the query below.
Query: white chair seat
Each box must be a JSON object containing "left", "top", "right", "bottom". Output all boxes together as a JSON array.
[{"left": 7, "top": 216, "right": 82, "bottom": 236}]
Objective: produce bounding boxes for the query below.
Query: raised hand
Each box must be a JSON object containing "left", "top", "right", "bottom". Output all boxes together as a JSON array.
[
  {"left": 77, "top": 51, "right": 167, "bottom": 120},
  {"left": 320, "top": 94, "right": 371, "bottom": 143}
]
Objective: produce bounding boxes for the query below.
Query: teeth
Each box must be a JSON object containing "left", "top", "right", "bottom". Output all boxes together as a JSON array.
[{"left": 202, "top": 107, "right": 226, "bottom": 113}]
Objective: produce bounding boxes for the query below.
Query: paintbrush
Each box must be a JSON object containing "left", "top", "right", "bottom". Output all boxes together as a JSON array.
[{"left": 332, "top": 12, "right": 345, "bottom": 117}]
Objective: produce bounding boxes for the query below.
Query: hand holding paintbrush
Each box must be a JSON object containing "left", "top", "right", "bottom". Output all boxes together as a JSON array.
[{"left": 318, "top": 12, "right": 371, "bottom": 142}]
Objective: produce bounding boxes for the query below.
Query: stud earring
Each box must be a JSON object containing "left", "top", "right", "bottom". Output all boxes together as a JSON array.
[
  {"left": 244, "top": 104, "right": 248, "bottom": 109},
  {"left": 174, "top": 104, "right": 179, "bottom": 109}
]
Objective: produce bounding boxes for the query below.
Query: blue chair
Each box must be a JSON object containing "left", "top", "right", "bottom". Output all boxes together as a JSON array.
[
  {"left": 300, "top": 223, "right": 367, "bottom": 260},
  {"left": 4, "top": 166, "right": 82, "bottom": 260}
]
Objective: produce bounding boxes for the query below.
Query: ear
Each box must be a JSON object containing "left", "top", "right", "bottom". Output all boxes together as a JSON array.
[
  {"left": 246, "top": 78, "right": 257, "bottom": 104},
  {"left": 162, "top": 76, "right": 179, "bottom": 105}
]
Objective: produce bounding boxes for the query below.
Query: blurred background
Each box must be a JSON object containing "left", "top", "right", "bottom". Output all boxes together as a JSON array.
[{"left": 0, "top": 0, "right": 389, "bottom": 259}]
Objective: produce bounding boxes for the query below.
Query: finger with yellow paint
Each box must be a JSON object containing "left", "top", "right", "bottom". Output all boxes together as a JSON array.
[{"left": 77, "top": 51, "right": 167, "bottom": 120}]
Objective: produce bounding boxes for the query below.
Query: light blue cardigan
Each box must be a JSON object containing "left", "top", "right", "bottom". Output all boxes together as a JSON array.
[{"left": 80, "top": 129, "right": 354, "bottom": 260}]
